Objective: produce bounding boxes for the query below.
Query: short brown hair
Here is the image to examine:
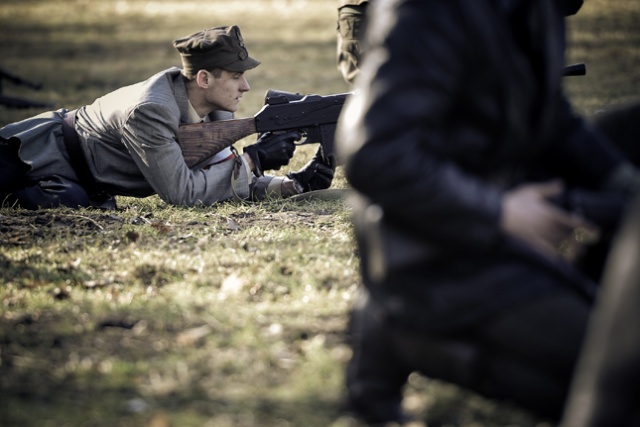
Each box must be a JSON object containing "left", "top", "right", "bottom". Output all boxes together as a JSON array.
[{"left": 182, "top": 67, "right": 223, "bottom": 81}]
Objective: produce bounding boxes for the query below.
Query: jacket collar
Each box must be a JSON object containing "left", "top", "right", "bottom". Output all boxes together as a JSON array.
[{"left": 171, "top": 70, "right": 192, "bottom": 125}]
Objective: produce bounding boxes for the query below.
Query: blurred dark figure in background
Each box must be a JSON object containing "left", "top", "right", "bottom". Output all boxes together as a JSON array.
[
  {"left": 336, "top": 0, "right": 639, "bottom": 424},
  {"left": 560, "top": 191, "right": 640, "bottom": 427}
]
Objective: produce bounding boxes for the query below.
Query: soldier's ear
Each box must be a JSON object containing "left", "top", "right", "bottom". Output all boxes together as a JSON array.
[{"left": 195, "top": 70, "right": 209, "bottom": 88}]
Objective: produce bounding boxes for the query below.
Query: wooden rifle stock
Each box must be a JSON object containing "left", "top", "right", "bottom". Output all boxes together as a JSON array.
[{"left": 177, "top": 117, "right": 257, "bottom": 168}]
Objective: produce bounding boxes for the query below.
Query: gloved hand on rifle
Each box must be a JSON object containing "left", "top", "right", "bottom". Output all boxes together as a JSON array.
[
  {"left": 287, "top": 147, "right": 335, "bottom": 192},
  {"left": 244, "top": 131, "right": 301, "bottom": 176}
]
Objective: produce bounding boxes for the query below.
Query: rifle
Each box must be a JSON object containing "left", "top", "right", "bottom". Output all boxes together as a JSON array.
[
  {"left": 0, "top": 68, "right": 55, "bottom": 109},
  {"left": 177, "top": 89, "right": 349, "bottom": 168},
  {"left": 563, "top": 62, "right": 586, "bottom": 77}
]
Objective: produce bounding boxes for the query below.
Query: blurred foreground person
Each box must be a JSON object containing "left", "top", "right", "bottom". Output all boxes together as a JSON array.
[
  {"left": 336, "top": 0, "right": 638, "bottom": 424},
  {"left": 0, "top": 25, "right": 333, "bottom": 210},
  {"left": 560, "top": 192, "right": 640, "bottom": 427}
]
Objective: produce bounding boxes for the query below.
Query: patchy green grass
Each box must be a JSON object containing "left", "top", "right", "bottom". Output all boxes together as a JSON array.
[
  {"left": 1, "top": 0, "right": 640, "bottom": 426},
  {"left": 1, "top": 196, "right": 358, "bottom": 427}
]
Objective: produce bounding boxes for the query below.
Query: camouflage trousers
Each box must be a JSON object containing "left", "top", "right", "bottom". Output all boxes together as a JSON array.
[{"left": 336, "top": 3, "right": 368, "bottom": 84}]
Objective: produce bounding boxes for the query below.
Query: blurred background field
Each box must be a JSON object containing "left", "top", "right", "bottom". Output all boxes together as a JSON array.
[
  {"left": 1, "top": 1, "right": 639, "bottom": 426},
  {"left": 0, "top": 0, "right": 349, "bottom": 124}
]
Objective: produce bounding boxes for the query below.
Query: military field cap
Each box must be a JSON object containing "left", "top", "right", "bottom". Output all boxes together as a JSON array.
[{"left": 173, "top": 25, "right": 261, "bottom": 76}]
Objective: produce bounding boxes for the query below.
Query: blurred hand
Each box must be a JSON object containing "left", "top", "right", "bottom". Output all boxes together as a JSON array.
[
  {"left": 287, "top": 147, "right": 335, "bottom": 192},
  {"left": 243, "top": 131, "right": 301, "bottom": 175},
  {"left": 501, "top": 180, "right": 598, "bottom": 260}
]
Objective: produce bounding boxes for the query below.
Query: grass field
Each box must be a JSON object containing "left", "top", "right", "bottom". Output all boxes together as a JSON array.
[{"left": 1, "top": 1, "right": 639, "bottom": 426}]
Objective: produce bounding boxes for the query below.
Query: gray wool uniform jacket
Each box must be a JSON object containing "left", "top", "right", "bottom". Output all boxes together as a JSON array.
[{"left": 1, "top": 67, "right": 252, "bottom": 206}]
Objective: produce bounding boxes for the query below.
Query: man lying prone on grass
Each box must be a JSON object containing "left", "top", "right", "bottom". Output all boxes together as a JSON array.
[{"left": 0, "top": 25, "right": 333, "bottom": 209}]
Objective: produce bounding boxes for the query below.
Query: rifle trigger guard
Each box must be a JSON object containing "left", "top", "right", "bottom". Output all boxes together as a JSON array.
[{"left": 295, "top": 130, "right": 309, "bottom": 145}]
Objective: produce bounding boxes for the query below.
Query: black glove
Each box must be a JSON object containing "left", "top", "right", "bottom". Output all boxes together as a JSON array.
[
  {"left": 287, "top": 147, "right": 335, "bottom": 192},
  {"left": 244, "top": 131, "right": 301, "bottom": 175}
]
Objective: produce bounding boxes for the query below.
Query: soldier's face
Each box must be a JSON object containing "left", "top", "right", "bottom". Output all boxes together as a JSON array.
[{"left": 206, "top": 69, "right": 250, "bottom": 112}]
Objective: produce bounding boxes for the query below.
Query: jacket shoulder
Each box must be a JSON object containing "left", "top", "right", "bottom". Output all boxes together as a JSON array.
[{"left": 131, "top": 68, "right": 184, "bottom": 115}]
